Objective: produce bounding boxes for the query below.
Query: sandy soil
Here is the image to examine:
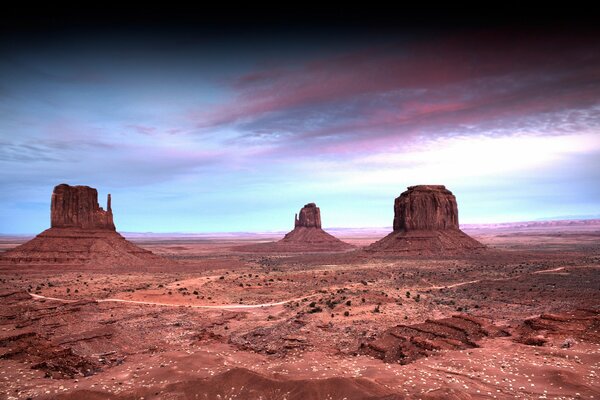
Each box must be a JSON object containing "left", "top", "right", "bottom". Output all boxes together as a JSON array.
[{"left": 0, "top": 222, "right": 599, "bottom": 399}]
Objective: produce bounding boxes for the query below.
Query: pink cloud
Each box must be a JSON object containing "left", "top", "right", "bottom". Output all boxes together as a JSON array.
[
  {"left": 180, "top": 29, "right": 600, "bottom": 165},
  {"left": 195, "top": 30, "right": 599, "bottom": 133}
]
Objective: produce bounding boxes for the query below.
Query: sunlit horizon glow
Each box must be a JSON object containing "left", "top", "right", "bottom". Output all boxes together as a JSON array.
[{"left": 1, "top": 27, "right": 599, "bottom": 234}]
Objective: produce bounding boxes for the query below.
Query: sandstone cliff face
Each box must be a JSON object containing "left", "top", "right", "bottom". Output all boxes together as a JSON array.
[
  {"left": 393, "top": 185, "right": 459, "bottom": 231},
  {"left": 295, "top": 203, "right": 322, "bottom": 228},
  {"left": 50, "top": 184, "right": 115, "bottom": 230}
]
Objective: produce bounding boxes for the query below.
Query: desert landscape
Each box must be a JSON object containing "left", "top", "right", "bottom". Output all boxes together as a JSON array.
[
  {"left": 0, "top": 184, "right": 598, "bottom": 400},
  {"left": 2, "top": 9, "right": 599, "bottom": 400}
]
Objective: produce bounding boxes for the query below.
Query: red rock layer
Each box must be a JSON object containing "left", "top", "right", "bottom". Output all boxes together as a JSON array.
[
  {"left": 0, "top": 228, "right": 164, "bottom": 269},
  {"left": 515, "top": 309, "right": 600, "bottom": 346},
  {"left": 360, "top": 314, "right": 508, "bottom": 364},
  {"left": 366, "top": 229, "right": 485, "bottom": 254}
]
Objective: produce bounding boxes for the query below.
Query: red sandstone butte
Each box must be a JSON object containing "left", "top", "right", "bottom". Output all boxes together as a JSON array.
[
  {"left": 393, "top": 185, "right": 458, "bottom": 231},
  {"left": 235, "top": 203, "right": 354, "bottom": 252},
  {"left": 51, "top": 184, "right": 115, "bottom": 230},
  {"left": 366, "top": 185, "right": 485, "bottom": 254},
  {"left": 0, "top": 184, "right": 167, "bottom": 268},
  {"left": 295, "top": 203, "right": 322, "bottom": 228}
]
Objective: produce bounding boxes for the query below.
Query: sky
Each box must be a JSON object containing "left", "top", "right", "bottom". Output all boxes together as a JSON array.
[{"left": 1, "top": 10, "right": 599, "bottom": 234}]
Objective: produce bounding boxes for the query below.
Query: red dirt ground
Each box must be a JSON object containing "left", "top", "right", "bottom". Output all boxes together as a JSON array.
[{"left": 0, "top": 221, "right": 599, "bottom": 399}]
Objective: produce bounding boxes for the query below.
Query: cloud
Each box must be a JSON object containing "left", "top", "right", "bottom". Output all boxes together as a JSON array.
[
  {"left": 0, "top": 134, "right": 228, "bottom": 199},
  {"left": 193, "top": 31, "right": 600, "bottom": 158},
  {"left": 126, "top": 124, "right": 158, "bottom": 135}
]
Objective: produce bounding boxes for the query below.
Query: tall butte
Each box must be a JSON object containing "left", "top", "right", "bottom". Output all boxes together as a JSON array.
[
  {"left": 51, "top": 184, "right": 115, "bottom": 230},
  {"left": 1, "top": 184, "right": 167, "bottom": 268},
  {"left": 235, "top": 203, "right": 354, "bottom": 252},
  {"left": 366, "top": 185, "right": 484, "bottom": 254}
]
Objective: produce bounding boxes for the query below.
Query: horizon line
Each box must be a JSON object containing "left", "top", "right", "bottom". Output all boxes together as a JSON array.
[{"left": 1, "top": 216, "right": 599, "bottom": 237}]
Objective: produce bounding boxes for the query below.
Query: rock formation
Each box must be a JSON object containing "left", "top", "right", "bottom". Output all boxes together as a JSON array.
[
  {"left": 366, "top": 185, "right": 484, "bottom": 254},
  {"left": 295, "top": 203, "right": 322, "bottom": 228},
  {"left": 360, "top": 314, "right": 508, "bottom": 364},
  {"left": 393, "top": 185, "right": 458, "bottom": 231},
  {"left": 0, "top": 184, "right": 167, "bottom": 268},
  {"left": 51, "top": 184, "right": 115, "bottom": 230},
  {"left": 235, "top": 203, "right": 354, "bottom": 253}
]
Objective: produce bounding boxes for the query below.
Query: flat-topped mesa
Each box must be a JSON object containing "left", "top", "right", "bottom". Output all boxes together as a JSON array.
[
  {"left": 294, "top": 203, "right": 322, "bottom": 229},
  {"left": 365, "top": 185, "right": 484, "bottom": 254},
  {"left": 51, "top": 184, "right": 115, "bottom": 230},
  {"left": 393, "top": 185, "right": 459, "bottom": 231}
]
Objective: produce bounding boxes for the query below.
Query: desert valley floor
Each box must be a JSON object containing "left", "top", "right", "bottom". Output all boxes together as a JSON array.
[{"left": 0, "top": 222, "right": 599, "bottom": 399}]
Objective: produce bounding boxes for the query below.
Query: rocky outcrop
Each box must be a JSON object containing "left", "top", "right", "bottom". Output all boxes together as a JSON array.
[
  {"left": 514, "top": 309, "right": 600, "bottom": 347},
  {"left": 359, "top": 314, "right": 508, "bottom": 364},
  {"left": 0, "top": 184, "right": 167, "bottom": 268},
  {"left": 51, "top": 184, "right": 115, "bottom": 230},
  {"left": 393, "top": 185, "right": 458, "bottom": 231},
  {"left": 366, "top": 185, "right": 484, "bottom": 255},
  {"left": 234, "top": 202, "right": 353, "bottom": 253},
  {"left": 295, "top": 203, "right": 322, "bottom": 228}
]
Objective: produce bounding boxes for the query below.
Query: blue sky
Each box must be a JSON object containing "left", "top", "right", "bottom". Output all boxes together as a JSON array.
[{"left": 1, "top": 28, "right": 599, "bottom": 234}]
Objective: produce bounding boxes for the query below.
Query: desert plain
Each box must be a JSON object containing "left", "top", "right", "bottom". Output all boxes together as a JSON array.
[{"left": 0, "top": 218, "right": 599, "bottom": 400}]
